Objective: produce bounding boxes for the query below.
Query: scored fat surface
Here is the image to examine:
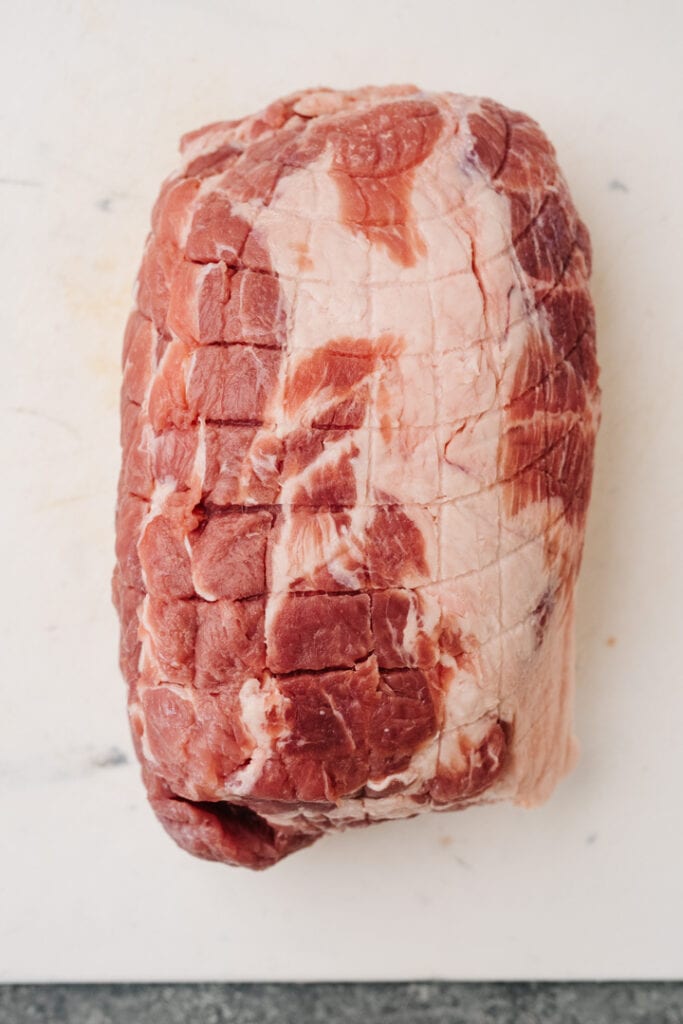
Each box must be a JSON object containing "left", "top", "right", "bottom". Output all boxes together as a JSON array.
[{"left": 113, "top": 85, "right": 600, "bottom": 869}]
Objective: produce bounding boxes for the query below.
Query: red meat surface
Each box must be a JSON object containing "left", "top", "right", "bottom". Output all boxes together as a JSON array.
[{"left": 113, "top": 86, "right": 599, "bottom": 868}]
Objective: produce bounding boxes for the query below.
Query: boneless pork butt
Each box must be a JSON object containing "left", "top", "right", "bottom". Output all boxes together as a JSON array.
[{"left": 113, "top": 86, "right": 600, "bottom": 869}]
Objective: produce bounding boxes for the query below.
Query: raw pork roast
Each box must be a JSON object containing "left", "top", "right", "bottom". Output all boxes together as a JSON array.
[{"left": 113, "top": 86, "right": 600, "bottom": 869}]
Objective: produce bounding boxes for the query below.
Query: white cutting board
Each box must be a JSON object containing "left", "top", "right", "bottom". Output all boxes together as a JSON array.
[{"left": 1, "top": 0, "right": 682, "bottom": 982}]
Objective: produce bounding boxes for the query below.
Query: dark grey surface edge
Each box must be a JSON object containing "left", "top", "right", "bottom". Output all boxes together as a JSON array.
[{"left": 1, "top": 984, "right": 682, "bottom": 1024}]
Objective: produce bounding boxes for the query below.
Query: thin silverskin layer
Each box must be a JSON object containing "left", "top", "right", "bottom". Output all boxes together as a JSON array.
[{"left": 113, "top": 86, "right": 600, "bottom": 869}]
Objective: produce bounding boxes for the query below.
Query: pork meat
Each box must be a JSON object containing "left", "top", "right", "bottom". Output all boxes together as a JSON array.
[{"left": 113, "top": 86, "right": 600, "bottom": 869}]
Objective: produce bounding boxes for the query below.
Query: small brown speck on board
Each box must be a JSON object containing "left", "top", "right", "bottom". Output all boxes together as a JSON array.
[{"left": 606, "top": 636, "right": 617, "bottom": 647}]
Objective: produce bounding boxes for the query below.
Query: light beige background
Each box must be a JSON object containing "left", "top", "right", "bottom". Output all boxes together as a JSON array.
[{"left": 1, "top": 0, "right": 681, "bottom": 981}]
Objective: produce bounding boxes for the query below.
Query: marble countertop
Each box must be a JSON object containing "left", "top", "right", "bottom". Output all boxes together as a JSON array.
[
  {"left": 2, "top": 984, "right": 683, "bottom": 1023},
  {"left": 2, "top": 0, "right": 682, "bottom": 983}
]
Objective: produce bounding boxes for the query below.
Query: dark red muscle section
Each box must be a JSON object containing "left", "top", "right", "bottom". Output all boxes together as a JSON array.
[
  {"left": 369, "top": 669, "right": 438, "bottom": 775},
  {"left": 138, "top": 515, "right": 195, "bottom": 599},
  {"left": 223, "top": 269, "right": 285, "bottom": 348},
  {"left": 266, "top": 593, "right": 372, "bottom": 674},
  {"left": 365, "top": 505, "right": 429, "bottom": 587},
  {"left": 203, "top": 425, "right": 281, "bottom": 506},
  {"left": 187, "top": 346, "right": 280, "bottom": 423},
  {"left": 142, "top": 688, "right": 251, "bottom": 801},
  {"left": 273, "top": 657, "right": 438, "bottom": 802},
  {"left": 146, "top": 768, "right": 314, "bottom": 868},
  {"left": 112, "top": 575, "right": 142, "bottom": 687},
  {"left": 430, "top": 722, "right": 506, "bottom": 805},
  {"left": 466, "top": 99, "right": 599, "bottom": 536},
  {"left": 284, "top": 338, "right": 378, "bottom": 417},
  {"left": 145, "top": 596, "right": 197, "bottom": 685},
  {"left": 122, "top": 312, "right": 154, "bottom": 405},
  {"left": 372, "top": 589, "right": 416, "bottom": 668},
  {"left": 167, "top": 261, "right": 231, "bottom": 346},
  {"left": 323, "top": 100, "right": 443, "bottom": 266},
  {"left": 195, "top": 599, "right": 266, "bottom": 690},
  {"left": 291, "top": 445, "right": 359, "bottom": 508},
  {"left": 151, "top": 428, "right": 198, "bottom": 494},
  {"left": 189, "top": 511, "right": 271, "bottom": 601}
]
